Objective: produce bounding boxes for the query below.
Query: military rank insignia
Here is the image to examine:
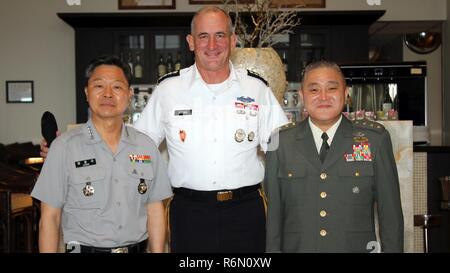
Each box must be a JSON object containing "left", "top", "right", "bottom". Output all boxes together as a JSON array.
[
  {"left": 344, "top": 142, "right": 372, "bottom": 162},
  {"left": 129, "top": 154, "right": 151, "bottom": 163}
]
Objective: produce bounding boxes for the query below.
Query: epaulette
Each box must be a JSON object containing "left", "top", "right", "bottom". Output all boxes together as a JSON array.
[
  {"left": 157, "top": 70, "right": 180, "bottom": 85},
  {"left": 279, "top": 122, "right": 297, "bottom": 132},
  {"left": 352, "top": 119, "right": 385, "bottom": 133},
  {"left": 268, "top": 122, "right": 296, "bottom": 145},
  {"left": 247, "top": 70, "right": 269, "bottom": 87}
]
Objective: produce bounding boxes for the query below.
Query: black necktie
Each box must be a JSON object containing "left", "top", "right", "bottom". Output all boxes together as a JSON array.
[{"left": 319, "top": 132, "right": 329, "bottom": 163}]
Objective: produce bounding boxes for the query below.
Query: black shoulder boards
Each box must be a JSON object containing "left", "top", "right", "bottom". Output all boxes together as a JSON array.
[
  {"left": 157, "top": 70, "right": 180, "bottom": 85},
  {"left": 247, "top": 70, "right": 269, "bottom": 87}
]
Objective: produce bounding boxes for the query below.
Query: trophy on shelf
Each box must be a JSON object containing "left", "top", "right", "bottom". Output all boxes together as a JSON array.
[
  {"left": 124, "top": 86, "right": 153, "bottom": 124},
  {"left": 282, "top": 83, "right": 301, "bottom": 124}
]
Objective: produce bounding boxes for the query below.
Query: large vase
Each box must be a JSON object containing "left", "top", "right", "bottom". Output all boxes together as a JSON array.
[{"left": 231, "top": 47, "right": 287, "bottom": 105}]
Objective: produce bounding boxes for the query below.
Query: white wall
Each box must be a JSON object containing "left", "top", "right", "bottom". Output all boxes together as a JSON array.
[
  {"left": 0, "top": 0, "right": 76, "bottom": 145},
  {"left": 0, "top": 0, "right": 447, "bottom": 144}
]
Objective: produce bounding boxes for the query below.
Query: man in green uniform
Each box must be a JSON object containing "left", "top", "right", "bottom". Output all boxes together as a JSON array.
[
  {"left": 264, "top": 60, "right": 404, "bottom": 253},
  {"left": 32, "top": 55, "right": 173, "bottom": 253}
]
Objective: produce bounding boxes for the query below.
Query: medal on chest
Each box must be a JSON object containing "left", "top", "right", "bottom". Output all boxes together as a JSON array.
[
  {"left": 138, "top": 178, "right": 148, "bottom": 194},
  {"left": 83, "top": 182, "right": 95, "bottom": 197},
  {"left": 235, "top": 129, "right": 246, "bottom": 143}
]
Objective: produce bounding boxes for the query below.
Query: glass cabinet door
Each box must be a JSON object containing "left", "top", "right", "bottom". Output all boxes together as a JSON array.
[
  {"left": 115, "top": 30, "right": 193, "bottom": 84},
  {"left": 151, "top": 30, "right": 192, "bottom": 83},
  {"left": 294, "top": 28, "right": 330, "bottom": 78},
  {"left": 272, "top": 27, "right": 330, "bottom": 82},
  {"left": 116, "top": 32, "right": 147, "bottom": 84},
  {"left": 272, "top": 33, "right": 290, "bottom": 81}
]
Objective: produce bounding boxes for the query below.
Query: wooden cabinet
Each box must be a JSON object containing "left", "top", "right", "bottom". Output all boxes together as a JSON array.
[
  {"left": 58, "top": 11, "right": 384, "bottom": 123},
  {"left": 273, "top": 24, "right": 371, "bottom": 82},
  {"left": 277, "top": 26, "right": 331, "bottom": 82},
  {"left": 59, "top": 13, "right": 194, "bottom": 122},
  {"left": 75, "top": 29, "right": 193, "bottom": 122},
  {"left": 114, "top": 30, "right": 193, "bottom": 84},
  {"left": 74, "top": 28, "right": 115, "bottom": 123}
]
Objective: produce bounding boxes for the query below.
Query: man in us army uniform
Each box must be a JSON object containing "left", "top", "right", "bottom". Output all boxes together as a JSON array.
[
  {"left": 134, "top": 6, "right": 288, "bottom": 252},
  {"left": 32, "top": 55, "right": 173, "bottom": 253},
  {"left": 264, "top": 60, "right": 404, "bottom": 253}
]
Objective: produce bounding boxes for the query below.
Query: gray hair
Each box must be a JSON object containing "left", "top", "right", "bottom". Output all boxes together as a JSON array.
[
  {"left": 190, "top": 6, "right": 234, "bottom": 35},
  {"left": 300, "top": 60, "right": 345, "bottom": 85}
]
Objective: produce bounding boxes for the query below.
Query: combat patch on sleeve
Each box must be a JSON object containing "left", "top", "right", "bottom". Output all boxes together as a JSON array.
[{"left": 247, "top": 70, "right": 269, "bottom": 87}]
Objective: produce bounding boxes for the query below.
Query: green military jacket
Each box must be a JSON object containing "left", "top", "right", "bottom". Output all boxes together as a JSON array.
[{"left": 264, "top": 116, "right": 404, "bottom": 253}]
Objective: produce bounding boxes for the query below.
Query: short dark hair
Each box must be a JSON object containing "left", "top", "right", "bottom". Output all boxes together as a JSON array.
[
  {"left": 84, "top": 55, "right": 132, "bottom": 87},
  {"left": 300, "top": 60, "right": 345, "bottom": 85},
  {"left": 191, "top": 6, "right": 234, "bottom": 35}
]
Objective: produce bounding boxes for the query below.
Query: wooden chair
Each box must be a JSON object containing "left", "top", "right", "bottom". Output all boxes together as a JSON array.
[{"left": 0, "top": 190, "right": 36, "bottom": 252}]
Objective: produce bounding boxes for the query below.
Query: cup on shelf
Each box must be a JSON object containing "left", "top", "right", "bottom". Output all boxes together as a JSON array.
[
  {"left": 388, "top": 109, "right": 398, "bottom": 120},
  {"left": 356, "top": 110, "right": 365, "bottom": 120},
  {"left": 365, "top": 111, "right": 375, "bottom": 121}
]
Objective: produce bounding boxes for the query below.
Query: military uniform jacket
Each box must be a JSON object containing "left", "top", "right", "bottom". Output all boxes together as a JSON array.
[
  {"left": 134, "top": 62, "right": 288, "bottom": 191},
  {"left": 31, "top": 119, "right": 173, "bottom": 247},
  {"left": 264, "top": 116, "right": 404, "bottom": 253}
]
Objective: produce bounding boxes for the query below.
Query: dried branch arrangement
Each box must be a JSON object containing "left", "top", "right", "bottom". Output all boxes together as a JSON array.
[{"left": 223, "top": 0, "right": 303, "bottom": 48}]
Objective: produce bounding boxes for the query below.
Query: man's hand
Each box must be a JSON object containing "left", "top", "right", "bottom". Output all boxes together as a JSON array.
[
  {"left": 40, "top": 138, "right": 49, "bottom": 158},
  {"left": 40, "top": 131, "right": 61, "bottom": 158}
]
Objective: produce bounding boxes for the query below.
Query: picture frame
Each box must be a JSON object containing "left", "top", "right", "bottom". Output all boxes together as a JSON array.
[
  {"left": 271, "top": 0, "right": 325, "bottom": 8},
  {"left": 189, "top": 0, "right": 324, "bottom": 7},
  {"left": 118, "top": 0, "right": 175, "bottom": 10},
  {"left": 189, "top": 0, "right": 254, "bottom": 4},
  {"left": 6, "top": 81, "right": 34, "bottom": 103}
]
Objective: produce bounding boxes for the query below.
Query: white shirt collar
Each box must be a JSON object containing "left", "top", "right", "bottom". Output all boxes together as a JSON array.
[
  {"left": 308, "top": 115, "right": 343, "bottom": 154},
  {"left": 189, "top": 61, "right": 238, "bottom": 92}
]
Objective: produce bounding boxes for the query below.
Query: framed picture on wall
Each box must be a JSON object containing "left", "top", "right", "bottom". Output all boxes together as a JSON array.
[
  {"left": 119, "top": 0, "right": 176, "bottom": 9},
  {"left": 6, "top": 81, "right": 34, "bottom": 103},
  {"left": 189, "top": 0, "right": 324, "bottom": 7},
  {"left": 271, "top": 0, "right": 325, "bottom": 8},
  {"left": 189, "top": 0, "right": 254, "bottom": 4}
]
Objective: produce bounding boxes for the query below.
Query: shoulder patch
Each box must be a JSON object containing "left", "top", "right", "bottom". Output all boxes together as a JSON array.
[
  {"left": 157, "top": 70, "right": 180, "bottom": 85},
  {"left": 247, "top": 70, "right": 269, "bottom": 87},
  {"left": 352, "top": 119, "right": 385, "bottom": 133}
]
